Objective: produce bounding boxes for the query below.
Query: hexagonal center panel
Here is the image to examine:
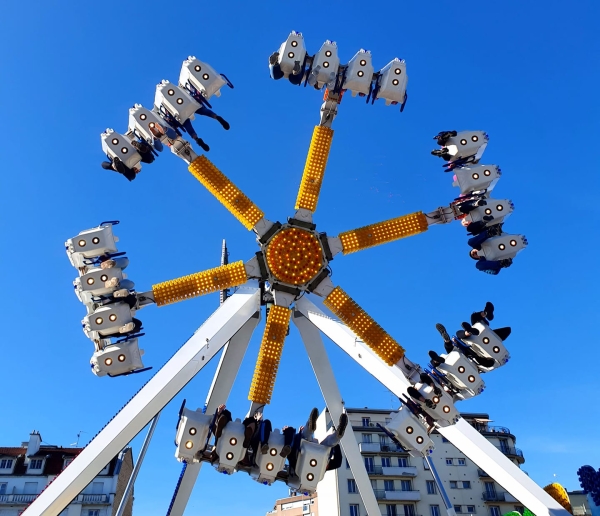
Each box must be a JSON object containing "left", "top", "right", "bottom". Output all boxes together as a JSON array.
[{"left": 265, "top": 227, "right": 324, "bottom": 286}]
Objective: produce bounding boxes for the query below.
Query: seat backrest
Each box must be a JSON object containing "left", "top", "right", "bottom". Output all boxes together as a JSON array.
[
  {"left": 101, "top": 129, "right": 142, "bottom": 170},
  {"left": 342, "top": 49, "right": 374, "bottom": 97},
  {"left": 276, "top": 31, "right": 307, "bottom": 77},
  {"left": 90, "top": 338, "right": 145, "bottom": 377},
  {"left": 375, "top": 58, "right": 408, "bottom": 106},
  {"left": 253, "top": 429, "right": 286, "bottom": 485},
  {"left": 179, "top": 57, "right": 227, "bottom": 100},
  {"left": 174, "top": 408, "right": 212, "bottom": 462},
  {"left": 385, "top": 406, "right": 434, "bottom": 456},
  {"left": 215, "top": 419, "right": 246, "bottom": 474}
]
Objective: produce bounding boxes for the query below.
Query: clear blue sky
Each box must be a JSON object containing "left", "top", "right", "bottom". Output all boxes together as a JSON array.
[{"left": 1, "top": 1, "right": 598, "bottom": 515}]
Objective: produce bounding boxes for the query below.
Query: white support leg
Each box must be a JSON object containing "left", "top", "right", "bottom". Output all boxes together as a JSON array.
[
  {"left": 167, "top": 312, "right": 260, "bottom": 516},
  {"left": 296, "top": 296, "right": 570, "bottom": 516},
  {"left": 292, "top": 310, "right": 381, "bottom": 516},
  {"left": 25, "top": 287, "right": 261, "bottom": 516}
]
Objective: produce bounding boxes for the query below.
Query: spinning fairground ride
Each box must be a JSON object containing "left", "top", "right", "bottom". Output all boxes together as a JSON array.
[{"left": 24, "top": 31, "right": 562, "bottom": 516}]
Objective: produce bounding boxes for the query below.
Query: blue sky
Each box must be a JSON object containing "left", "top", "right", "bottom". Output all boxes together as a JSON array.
[{"left": 1, "top": 1, "right": 598, "bottom": 514}]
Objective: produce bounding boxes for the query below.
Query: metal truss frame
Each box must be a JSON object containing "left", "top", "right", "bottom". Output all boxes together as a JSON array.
[{"left": 25, "top": 288, "right": 568, "bottom": 516}]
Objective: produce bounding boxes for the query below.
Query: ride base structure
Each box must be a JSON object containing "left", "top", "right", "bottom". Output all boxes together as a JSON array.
[{"left": 26, "top": 32, "right": 556, "bottom": 516}]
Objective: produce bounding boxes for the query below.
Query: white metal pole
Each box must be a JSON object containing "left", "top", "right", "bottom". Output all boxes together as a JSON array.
[
  {"left": 166, "top": 312, "right": 260, "bottom": 516},
  {"left": 115, "top": 414, "right": 160, "bottom": 516},
  {"left": 296, "top": 295, "right": 570, "bottom": 516},
  {"left": 24, "top": 287, "right": 261, "bottom": 516},
  {"left": 293, "top": 310, "right": 381, "bottom": 516}
]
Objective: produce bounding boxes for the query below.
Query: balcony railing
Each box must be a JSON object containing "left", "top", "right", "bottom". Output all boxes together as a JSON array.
[
  {"left": 359, "top": 442, "right": 408, "bottom": 454},
  {"left": 482, "top": 492, "right": 506, "bottom": 502},
  {"left": 0, "top": 494, "right": 38, "bottom": 504},
  {"left": 374, "top": 489, "right": 421, "bottom": 501},
  {"left": 477, "top": 469, "right": 490, "bottom": 477},
  {"left": 74, "top": 494, "right": 110, "bottom": 504},
  {"left": 366, "top": 466, "right": 418, "bottom": 477},
  {"left": 496, "top": 446, "right": 525, "bottom": 463}
]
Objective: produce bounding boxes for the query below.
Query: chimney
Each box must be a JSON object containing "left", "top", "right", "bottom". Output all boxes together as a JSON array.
[{"left": 27, "top": 431, "right": 42, "bottom": 456}]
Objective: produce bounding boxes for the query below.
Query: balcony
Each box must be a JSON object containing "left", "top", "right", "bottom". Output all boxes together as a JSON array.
[
  {"left": 374, "top": 489, "right": 421, "bottom": 501},
  {"left": 482, "top": 492, "right": 507, "bottom": 502},
  {"left": 496, "top": 446, "right": 525, "bottom": 464},
  {"left": 0, "top": 494, "right": 38, "bottom": 504},
  {"left": 359, "top": 442, "right": 407, "bottom": 454},
  {"left": 477, "top": 469, "right": 490, "bottom": 477},
  {"left": 367, "top": 466, "right": 418, "bottom": 477},
  {"left": 74, "top": 494, "right": 110, "bottom": 504}
]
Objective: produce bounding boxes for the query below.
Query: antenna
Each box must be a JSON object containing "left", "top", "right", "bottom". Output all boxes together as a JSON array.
[
  {"left": 219, "top": 239, "right": 230, "bottom": 305},
  {"left": 70, "top": 431, "right": 86, "bottom": 447}
]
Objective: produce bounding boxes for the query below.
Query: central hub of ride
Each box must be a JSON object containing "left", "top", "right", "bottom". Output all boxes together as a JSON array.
[{"left": 265, "top": 227, "right": 324, "bottom": 286}]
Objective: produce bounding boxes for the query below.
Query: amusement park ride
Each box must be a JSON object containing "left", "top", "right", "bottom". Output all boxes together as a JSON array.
[{"left": 24, "top": 31, "right": 557, "bottom": 516}]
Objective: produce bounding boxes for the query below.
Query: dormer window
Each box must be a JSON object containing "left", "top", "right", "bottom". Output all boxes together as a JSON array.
[
  {"left": 63, "top": 458, "right": 74, "bottom": 469},
  {"left": 0, "top": 459, "right": 14, "bottom": 470},
  {"left": 29, "top": 459, "right": 43, "bottom": 470}
]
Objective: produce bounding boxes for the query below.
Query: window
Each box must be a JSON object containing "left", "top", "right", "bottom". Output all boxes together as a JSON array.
[
  {"left": 0, "top": 483, "right": 7, "bottom": 495},
  {"left": 384, "top": 480, "right": 395, "bottom": 491},
  {"left": 463, "top": 481, "right": 471, "bottom": 489},
  {"left": 29, "top": 459, "right": 43, "bottom": 470},
  {"left": 430, "top": 506, "right": 441, "bottom": 516},
  {"left": 350, "top": 504, "right": 360, "bottom": 516},
  {"left": 467, "top": 506, "right": 476, "bottom": 513},
  {"left": 446, "top": 458, "right": 453, "bottom": 465},
  {"left": 364, "top": 457, "right": 375, "bottom": 473},
  {"left": 484, "top": 482, "right": 496, "bottom": 497},
  {"left": 423, "top": 458, "right": 430, "bottom": 470},
  {"left": 450, "top": 481, "right": 458, "bottom": 489},
  {"left": 0, "top": 459, "right": 13, "bottom": 469},
  {"left": 514, "top": 507, "right": 524, "bottom": 515},
  {"left": 362, "top": 417, "right": 371, "bottom": 427},
  {"left": 400, "top": 480, "right": 413, "bottom": 491},
  {"left": 362, "top": 433, "right": 373, "bottom": 443},
  {"left": 455, "top": 506, "right": 462, "bottom": 513},
  {"left": 63, "top": 458, "right": 73, "bottom": 469},
  {"left": 490, "top": 507, "right": 501, "bottom": 516},
  {"left": 87, "top": 511, "right": 100, "bottom": 516},
  {"left": 458, "top": 458, "right": 466, "bottom": 466},
  {"left": 348, "top": 479, "right": 357, "bottom": 493},
  {"left": 23, "top": 482, "right": 38, "bottom": 494},
  {"left": 380, "top": 434, "right": 389, "bottom": 444},
  {"left": 382, "top": 457, "right": 392, "bottom": 467},
  {"left": 403, "top": 505, "right": 416, "bottom": 516},
  {"left": 346, "top": 458, "right": 350, "bottom": 469},
  {"left": 426, "top": 481, "right": 437, "bottom": 494},
  {"left": 499, "top": 439, "right": 509, "bottom": 453},
  {"left": 386, "top": 506, "right": 398, "bottom": 516},
  {"left": 398, "top": 457, "right": 409, "bottom": 467},
  {"left": 442, "top": 437, "right": 449, "bottom": 442}
]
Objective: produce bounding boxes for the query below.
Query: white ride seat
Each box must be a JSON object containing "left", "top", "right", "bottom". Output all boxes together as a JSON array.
[
  {"left": 276, "top": 31, "right": 307, "bottom": 78},
  {"left": 308, "top": 40, "right": 339, "bottom": 89},
  {"left": 460, "top": 322, "right": 510, "bottom": 367},
  {"left": 175, "top": 407, "right": 212, "bottom": 462},
  {"left": 179, "top": 56, "right": 227, "bottom": 100},
  {"left": 252, "top": 429, "right": 286, "bottom": 486},
  {"left": 215, "top": 418, "right": 246, "bottom": 474},
  {"left": 90, "top": 338, "right": 145, "bottom": 377},
  {"left": 101, "top": 129, "right": 142, "bottom": 170},
  {"left": 436, "top": 350, "right": 485, "bottom": 398},
  {"left": 466, "top": 198, "right": 514, "bottom": 225},
  {"left": 66, "top": 224, "right": 118, "bottom": 269},
  {"left": 384, "top": 406, "right": 434, "bottom": 456},
  {"left": 414, "top": 382, "right": 460, "bottom": 426},
  {"left": 287, "top": 439, "right": 330, "bottom": 494},
  {"left": 83, "top": 303, "right": 134, "bottom": 340},
  {"left": 479, "top": 234, "right": 528, "bottom": 261},
  {"left": 342, "top": 49, "right": 374, "bottom": 97},
  {"left": 155, "top": 80, "right": 200, "bottom": 124},
  {"left": 452, "top": 164, "right": 501, "bottom": 195},
  {"left": 439, "top": 130, "right": 488, "bottom": 163},
  {"left": 375, "top": 58, "right": 408, "bottom": 107}
]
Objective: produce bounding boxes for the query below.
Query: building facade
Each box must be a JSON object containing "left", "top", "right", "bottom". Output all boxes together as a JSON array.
[
  {"left": 266, "top": 493, "right": 319, "bottom": 516},
  {"left": 317, "top": 409, "right": 527, "bottom": 516},
  {"left": 568, "top": 491, "right": 592, "bottom": 516},
  {"left": 0, "top": 431, "right": 133, "bottom": 516}
]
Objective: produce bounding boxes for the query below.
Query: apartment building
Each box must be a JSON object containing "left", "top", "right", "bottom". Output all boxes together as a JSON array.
[
  {"left": 266, "top": 493, "right": 319, "bottom": 516},
  {"left": 568, "top": 491, "right": 592, "bottom": 516},
  {"left": 0, "top": 431, "right": 133, "bottom": 516},
  {"left": 317, "top": 408, "right": 527, "bottom": 516}
]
